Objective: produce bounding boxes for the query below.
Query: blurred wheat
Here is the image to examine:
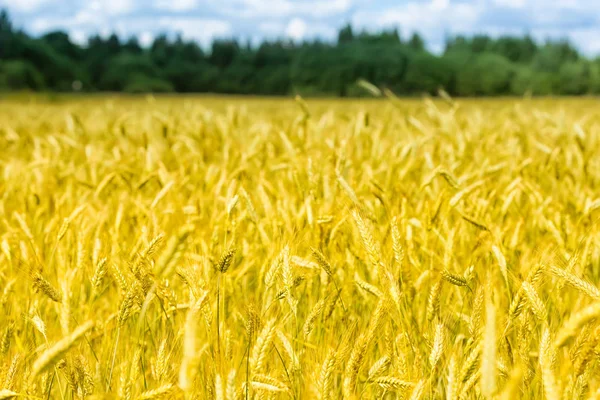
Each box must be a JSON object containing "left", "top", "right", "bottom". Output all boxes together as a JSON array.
[{"left": 1, "top": 95, "right": 600, "bottom": 399}]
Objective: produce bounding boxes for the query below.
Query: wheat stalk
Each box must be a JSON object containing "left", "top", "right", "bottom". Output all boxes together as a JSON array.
[
  {"left": 29, "top": 320, "right": 94, "bottom": 383},
  {"left": 554, "top": 302, "right": 600, "bottom": 348},
  {"left": 480, "top": 291, "right": 496, "bottom": 398},
  {"left": 548, "top": 265, "right": 600, "bottom": 300}
]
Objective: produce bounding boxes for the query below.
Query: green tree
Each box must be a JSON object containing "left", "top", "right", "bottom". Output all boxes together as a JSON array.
[
  {"left": 558, "top": 60, "right": 591, "bottom": 95},
  {"left": 252, "top": 41, "right": 293, "bottom": 94},
  {"left": 511, "top": 66, "right": 555, "bottom": 95},
  {"left": 42, "top": 31, "right": 82, "bottom": 61},
  {"left": 471, "top": 35, "right": 492, "bottom": 53},
  {"left": 150, "top": 34, "right": 172, "bottom": 67},
  {"left": 533, "top": 40, "right": 579, "bottom": 73},
  {"left": 489, "top": 36, "right": 538, "bottom": 63},
  {"left": 123, "top": 37, "right": 143, "bottom": 54},
  {"left": 14, "top": 38, "right": 84, "bottom": 90},
  {"left": 209, "top": 40, "right": 239, "bottom": 69},
  {"left": 404, "top": 52, "right": 454, "bottom": 94},
  {"left": 0, "top": 60, "right": 45, "bottom": 90},
  {"left": 123, "top": 74, "right": 173, "bottom": 93},
  {"left": 441, "top": 50, "right": 473, "bottom": 95},
  {"left": 85, "top": 34, "right": 124, "bottom": 87},
  {"left": 356, "top": 29, "right": 401, "bottom": 44},
  {"left": 444, "top": 35, "right": 470, "bottom": 54},
  {"left": 338, "top": 24, "right": 354, "bottom": 44},
  {"left": 1, "top": 7, "right": 600, "bottom": 97},
  {"left": 0, "top": 9, "right": 13, "bottom": 59},
  {"left": 456, "top": 53, "right": 515, "bottom": 95},
  {"left": 408, "top": 33, "right": 425, "bottom": 51},
  {"left": 100, "top": 52, "right": 163, "bottom": 91},
  {"left": 217, "top": 52, "right": 256, "bottom": 94}
]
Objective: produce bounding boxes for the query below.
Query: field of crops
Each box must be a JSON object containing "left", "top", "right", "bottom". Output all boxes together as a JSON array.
[{"left": 2, "top": 95, "right": 600, "bottom": 399}]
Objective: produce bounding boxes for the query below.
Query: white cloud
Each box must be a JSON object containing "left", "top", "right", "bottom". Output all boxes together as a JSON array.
[
  {"left": 157, "top": 18, "right": 232, "bottom": 47},
  {"left": 26, "top": 0, "right": 141, "bottom": 44},
  {"left": 430, "top": 0, "right": 450, "bottom": 12},
  {"left": 30, "top": 18, "right": 53, "bottom": 33},
  {"left": 258, "top": 17, "right": 336, "bottom": 41},
  {"left": 285, "top": 18, "right": 307, "bottom": 41},
  {"left": 553, "top": 0, "right": 584, "bottom": 10},
  {"left": 73, "top": 10, "right": 97, "bottom": 26},
  {"left": 8, "top": 0, "right": 600, "bottom": 56},
  {"left": 352, "top": 1, "right": 481, "bottom": 51},
  {"left": 67, "top": 0, "right": 135, "bottom": 17},
  {"left": 569, "top": 30, "right": 600, "bottom": 54},
  {"left": 0, "top": 0, "right": 52, "bottom": 13},
  {"left": 154, "top": 0, "right": 199, "bottom": 11},
  {"left": 492, "top": 0, "right": 526, "bottom": 8},
  {"left": 527, "top": 26, "right": 600, "bottom": 54},
  {"left": 69, "top": 30, "right": 88, "bottom": 46},
  {"left": 347, "top": 0, "right": 600, "bottom": 55},
  {"left": 259, "top": 21, "right": 286, "bottom": 35},
  {"left": 221, "top": 0, "right": 352, "bottom": 19},
  {"left": 139, "top": 31, "right": 155, "bottom": 47},
  {"left": 27, "top": 13, "right": 231, "bottom": 50},
  {"left": 104, "top": 0, "right": 136, "bottom": 15}
]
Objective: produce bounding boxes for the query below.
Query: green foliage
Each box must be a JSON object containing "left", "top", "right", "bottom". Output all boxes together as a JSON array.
[
  {"left": 589, "top": 63, "right": 600, "bottom": 94},
  {"left": 511, "top": 66, "right": 556, "bottom": 96},
  {"left": 100, "top": 52, "right": 160, "bottom": 91},
  {"left": 0, "top": 8, "right": 596, "bottom": 96},
  {"left": 0, "top": 9, "right": 14, "bottom": 59},
  {"left": 558, "top": 61, "right": 591, "bottom": 95},
  {"left": 0, "top": 59, "right": 45, "bottom": 90},
  {"left": 123, "top": 74, "right": 174, "bottom": 93},
  {"left": 489, "top": 35, "right": 538, "bottom": 63},
  {"left": 210, "top": 40, "right": 239, "bottom": 69},
  {"left": 533, "top": 41, "right": 580, "bottom": 73},
  {"left": 456, "top": 53, "right": 515, "bottom": 96},
  {"left": 19, "top": 38, "right": 84, "bottom": 90},
  {"left": 404, "top": 52, "right": 454, "bottom": 94},
  {"left": 408, "top": 33, "right": 425, "bottom": 51},
  {"left": 337, "top": 23, "right": 354, "bottom": 44},
  {"left": 164, "top": 61, "right": 216, "bottom": 92},
  {"left": 42, "top": 31, "right": 83, "bottom": 61}
]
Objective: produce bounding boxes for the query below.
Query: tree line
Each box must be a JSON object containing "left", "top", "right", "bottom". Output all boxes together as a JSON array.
[{"left": 0, "top": 9, "right": 598, "bottom": 96}]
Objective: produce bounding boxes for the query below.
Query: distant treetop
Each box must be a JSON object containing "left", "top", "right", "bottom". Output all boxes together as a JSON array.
[{"left": 0, "top": 8, "right": 595, "bottom": 96}]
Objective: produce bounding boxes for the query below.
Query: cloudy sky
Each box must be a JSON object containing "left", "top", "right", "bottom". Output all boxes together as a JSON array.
[{"left": 2, "top": 0, "right": 600, "bottom": 55}]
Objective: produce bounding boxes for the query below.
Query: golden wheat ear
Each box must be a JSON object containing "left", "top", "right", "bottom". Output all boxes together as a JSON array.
[{"left": 29, "top": 320, "right": 95, "bottom": 384}]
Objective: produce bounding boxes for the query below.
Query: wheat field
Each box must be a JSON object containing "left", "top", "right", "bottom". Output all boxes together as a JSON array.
[{"left": 1, "top": 95, "right": 600, "bottom": 399}]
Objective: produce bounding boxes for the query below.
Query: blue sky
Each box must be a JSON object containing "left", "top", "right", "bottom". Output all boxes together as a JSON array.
[{"left": 2, "top": 0, "right": 600, "bottom": 55}]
